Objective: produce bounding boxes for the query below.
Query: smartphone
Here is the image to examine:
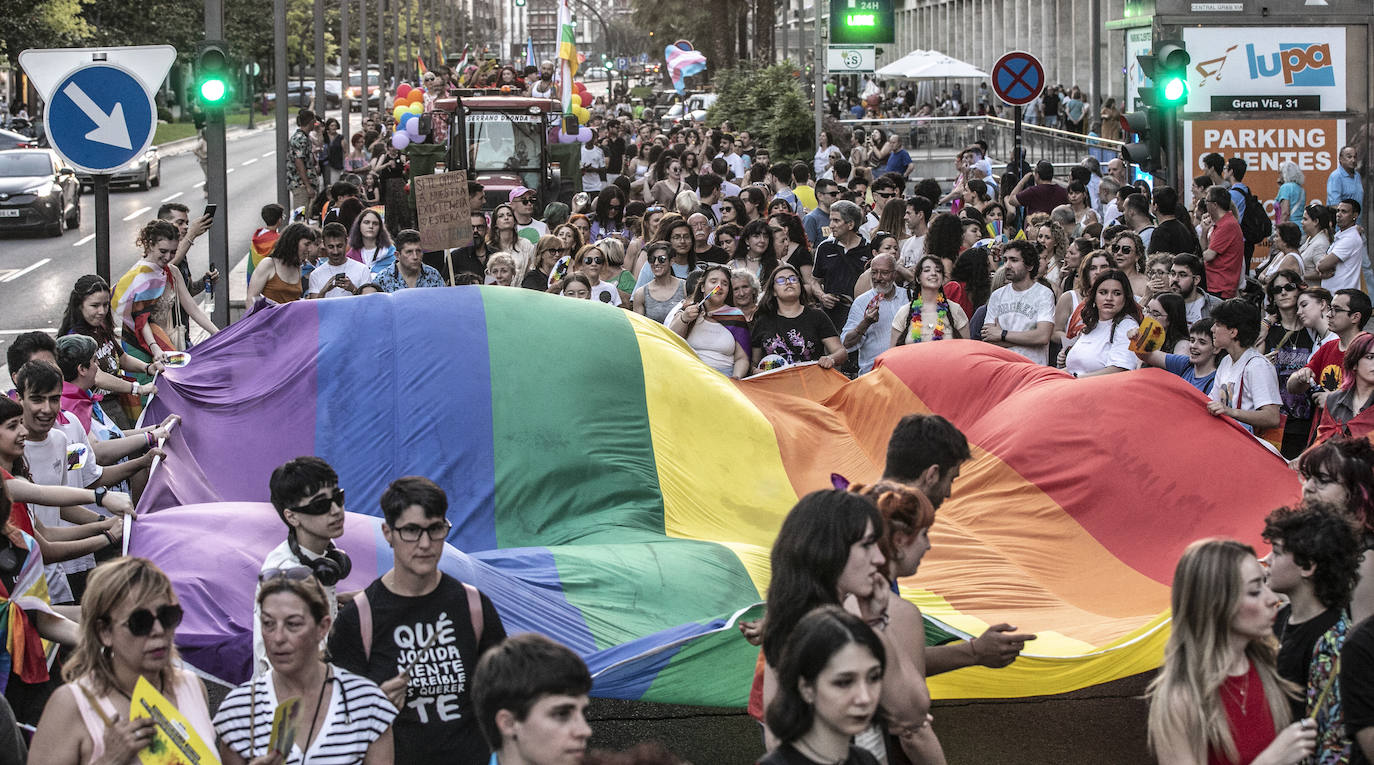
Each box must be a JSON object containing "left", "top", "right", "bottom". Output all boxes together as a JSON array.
[{"left": 202, "top": 204, "right": 218, "bottom": 220}]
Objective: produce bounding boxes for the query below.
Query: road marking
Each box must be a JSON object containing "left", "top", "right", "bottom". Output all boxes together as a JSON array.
[
  {"left": 72, "top": 234, "right": 95, "bottom": 247},
  {"left": 2, "top": 258, "right": 51, "bottom": 283},
  {"left": 241, "top": 158, "right": 258, "bottom": 166},
  {"left": 160, "top": 191, "right": 183, "bottom": 203},
  {"left": 122, "top": 206, "right": 151, "bottom": 221},
  {"left": 194, "top": 181, "right": 205, "bottom": 189},
  {"left": 261, "top": 151, "right": 275, "bottom": 158},
  {"left": 226, "top": 168, "right": 235, "bottom": 174}
]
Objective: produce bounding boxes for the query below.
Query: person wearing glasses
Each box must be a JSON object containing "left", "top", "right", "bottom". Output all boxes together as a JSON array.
[
  {"left": 568, "top": 244, "right": 625, "bottom": 306},
  {"left": 859, "top": 178, "right": 899, "bottom": 239},
  {"left": 523, "top": 236, "right": 566, "bottom": 291},
  {"left": 29, "top": 558, "right": 214, "bottom": 765},
  {"left": 252, "top": 457, "right": 353, "bottom": 677},
  {"left": 329, "top": 477, "right": 506, "bottom": 765},
  {"left": 752, "top": 264, "right": 846, "bottom": 372},
  {"left": 217, "top": 571, "right": 397, "bottom": 765},
  {"left": 632, "top": 241, "right": 685, "bottom": 324},
  {"left": 1290, "top": 289, "right": 1373, "bottom": 413}
]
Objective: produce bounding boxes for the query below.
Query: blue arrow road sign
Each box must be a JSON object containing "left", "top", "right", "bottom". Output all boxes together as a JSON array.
[{"left": 46, "top": 64, "right": 155, "bottom": 174}]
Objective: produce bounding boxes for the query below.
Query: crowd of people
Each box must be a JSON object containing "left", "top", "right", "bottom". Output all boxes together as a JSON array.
[{"left": 0, "top": 56, "right": 1370, "bottom": 763}]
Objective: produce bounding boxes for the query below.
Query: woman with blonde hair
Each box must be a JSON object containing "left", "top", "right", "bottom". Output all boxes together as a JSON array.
[
  {"left": 30, "top": 558, "right": 213, "bottom": 765},
  {"left": 1146, "top": 538, "right": 1315, "bottom": 765},
  {"left": 523, "top": 235, "right": 567, "bottom": 290},
  {"left": 597, "top": 237, "right": 636, "bottom": 295}
]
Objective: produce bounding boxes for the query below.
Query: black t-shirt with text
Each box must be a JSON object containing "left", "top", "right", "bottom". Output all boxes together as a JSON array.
[{"left": 328, "top": 574, "right": 506, "bottom": 765}]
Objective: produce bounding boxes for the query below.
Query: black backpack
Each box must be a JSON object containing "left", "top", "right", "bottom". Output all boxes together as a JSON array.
[{"left": 1238, "top": 185, "right": 1272, "bottom": 245}]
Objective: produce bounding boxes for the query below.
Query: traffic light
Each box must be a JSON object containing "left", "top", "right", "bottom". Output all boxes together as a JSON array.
[
  {"left": 515, "top": 0, "right": 525, "bottom": 7},
  {"left": 195, "top": 41, "right": 233, "bottom": 114},
  {"left": 1152, "top": 41, "right": 1190, "bottom": 107},
  {"left": 1121, "top": 108, "right": 1161, "bottom": 173}
]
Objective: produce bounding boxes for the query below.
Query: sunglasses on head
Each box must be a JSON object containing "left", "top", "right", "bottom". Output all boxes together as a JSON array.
[
  {"left": 289, "top": 488, "right": 344, "bottom": 516},
  {"left": 120, "top": 604, "right": 184, "bottom": 637},
  {"left": 259, "top": 565, "right": 314, "bottom": 584}
]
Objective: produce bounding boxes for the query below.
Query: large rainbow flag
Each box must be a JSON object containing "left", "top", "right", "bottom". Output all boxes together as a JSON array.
[{"left": 131, "top": 288, "right": 1299, "bottom": 704}]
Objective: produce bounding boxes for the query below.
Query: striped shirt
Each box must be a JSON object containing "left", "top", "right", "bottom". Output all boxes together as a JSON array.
[{"left": 213, "top": 665, "right": 397, "bottom": 764}]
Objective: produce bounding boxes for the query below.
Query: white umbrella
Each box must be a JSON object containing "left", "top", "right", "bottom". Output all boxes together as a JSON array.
[{"left": 875, "top": 49, "right": 990, "bottom": 80}]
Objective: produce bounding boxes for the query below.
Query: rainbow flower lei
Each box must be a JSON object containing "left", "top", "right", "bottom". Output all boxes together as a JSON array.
[{"left": 908, "top": 290, "right": 950, "bottom": 343}]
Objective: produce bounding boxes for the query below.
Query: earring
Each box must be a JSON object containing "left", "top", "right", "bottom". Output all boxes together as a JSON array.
[{"left": 101, "top": 644, "right": 112, "bottom": 660}]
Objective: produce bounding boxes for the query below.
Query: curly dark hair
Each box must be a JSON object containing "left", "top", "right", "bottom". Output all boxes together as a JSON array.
[
  {"left": 950, "top": 246, "right": 992, "bottom": 309},
  {"left": 1298, "top": 437, "right": 1374, "bottom": 535},
  {"left": 925, "top": 212, "right": 964, "bottom": 263},
  {"left": 1262, "top": 503, "right": 1362, "bottom": 610},
  {"left": 136, "top": 219, "right": 180, "bottom": 251}
]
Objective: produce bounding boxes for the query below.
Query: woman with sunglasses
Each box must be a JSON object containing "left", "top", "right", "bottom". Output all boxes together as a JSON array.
[
  {"left": 524, "top": 236, "right": 567, "bottom": 291},
  {"left": 633, "top": 241, "right": 685, "bottom": 324},
  {"left": 728, "top": 220, "right": 779, "bottom": 283},
  {"left": 1109, "top": 231, "right": 1149, "bottom": 300},
  {"left": 751, "top": 264, "right": 846, "bottom": 372},
  {"left": 1260, "top": 282, "right": 1335, "bottom": 457},
  {"left": 666, "top": 265, "right": 750, "bottom": 378},
  {"left": 30, "top": 558, "right": 213, "bottom": 765},
  {"left": 217, "top": 572, "right": 397, "bottom": 765},
  {"left": 634, "top": 214, "right": 696, "bottom": 289},
  {"left": 719, "top": 197, "right": 747, "bottom": 228},
  {"left": 590, "top": 189, "right": 627, "bottom": 241},
  {"left": 567, "top": 244, "right": 625, "bottom": 306},
  {"left": 60, "top": 275, "right": 162, "bottom": 428}
]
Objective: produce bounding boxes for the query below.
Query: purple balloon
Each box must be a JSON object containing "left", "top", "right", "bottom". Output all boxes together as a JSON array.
[
  {"left": 391, "top": 132, "right": 411, "bottom": 150},
  {"left": 558, "top": 131, "right": 579, "bottom": 144},
  {"left": 577, "top": 127, "right": 593, "bottom": 143},
  {"left": 406, "top": 119, "right": 422, "bottom": 139}
]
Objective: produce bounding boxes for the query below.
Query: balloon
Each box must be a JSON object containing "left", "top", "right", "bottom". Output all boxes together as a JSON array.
[
  {"left": 409, "top": 92, "right": 425, "bottom": 105},
  {"left": 577, "top": 127, "right": 592, "bottom": 143},
  {"left": 398, "top": 112, "right": 414, "bottom": 127},
  {"left": 397, "top": 83, "right": 413, "bottom": 98},
  {"left": 406, "top": 118, "right": 422, "bottom": 139},
  {"left": 392, "top": 106, "right": 406, "bottom": 121},
  {"left": 575, "top": 107, "right": 590, "bottom": 124},
  {"left": 558, "top": 131, "right": 579, "bottom": 144},
  {"left": 408, "top": 102, "right": 422, "bottom": 115},
  {"left": 570, "top": 94, "right": 582, "bottom": 108},
  {"left": 391, "top": 132, "right": 411, "bottom": 150}
]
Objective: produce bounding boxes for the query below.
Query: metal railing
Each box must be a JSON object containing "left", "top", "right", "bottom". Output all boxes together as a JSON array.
[{"left": 835, "top": 115, "right": 1125, "bottom": 168}]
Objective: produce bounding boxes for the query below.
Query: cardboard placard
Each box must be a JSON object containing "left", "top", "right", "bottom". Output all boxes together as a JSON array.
[
  {"left": 413, "top": 170, "right": 473, "bottom": 253},
  {"left": 129, "top": 675, "right": 220, "bottom": 765}
]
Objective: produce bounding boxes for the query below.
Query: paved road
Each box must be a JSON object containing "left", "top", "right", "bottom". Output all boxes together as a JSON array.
[{"left": 0, "top": 125, "right": 280, "bottom": 358}]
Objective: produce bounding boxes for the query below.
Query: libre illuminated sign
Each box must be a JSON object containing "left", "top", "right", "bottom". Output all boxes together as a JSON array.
[{"left": 829, "top": 0, "right": 893, "bottom": 45}]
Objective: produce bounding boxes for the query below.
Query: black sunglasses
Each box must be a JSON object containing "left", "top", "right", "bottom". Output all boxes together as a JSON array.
[
  {"left": 258, "top": 566, "right": 314, "bottom": 584},
  {"left": 583, "top": 256, "right": 604, "bottom": 265},
  {"left": 1268, "top": 283, "right": 1299, "bottom": 295},
  {"left": 121, "top": 604, "right": 184, "bottom": 637},
  {"left": 289, "top": 488, "right": 344, "bottom": 516},
  {"left": 649, "top": 254, "right": 671, "bottom": 264},
  {"left": 1110, "top": 244, "right": 1133, "bottom": 253}
]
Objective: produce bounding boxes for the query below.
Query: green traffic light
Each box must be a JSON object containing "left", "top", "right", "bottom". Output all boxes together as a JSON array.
[
  {"left": 1161, "top": 76, "right": 1186, "bottom": 103},
  {"left": 199, "top": 78, "right": 228, "bottom": 103}
]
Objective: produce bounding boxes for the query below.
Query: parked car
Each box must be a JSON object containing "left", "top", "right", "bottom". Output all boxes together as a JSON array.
[
  {"left": 347, "top": 72, "right": 383, "bottom": 108},
  {"left": 75, "top": 146, "right": 160, "bottom": 190},
  {"left": 262, "top": 83, "right": 341, "bottom": 109},
  {"left": 583, "top": 66, "right": 610, "bottom": 82},
  {"left": 0, "top": 149, "right": 81, "bottom": 236},
  {"left": 0, "top": 128, "right": 39, "bottom": 151}
]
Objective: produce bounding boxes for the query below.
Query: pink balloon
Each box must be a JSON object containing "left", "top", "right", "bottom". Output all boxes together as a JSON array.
[{"left": 397, "top": 83, "right": 413, "bottom": 98}]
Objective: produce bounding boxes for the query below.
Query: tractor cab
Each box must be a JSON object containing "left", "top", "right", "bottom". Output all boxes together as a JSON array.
[{"left": 435, "top": 91, "right": 567, "bottom": 211}]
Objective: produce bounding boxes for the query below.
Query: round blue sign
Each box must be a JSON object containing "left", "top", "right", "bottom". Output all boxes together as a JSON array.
[
  {"left": 46, "top": 63, "right": 156, "bottom": 174},
  {"left": 992, "top": 51, "right": 1045, "bottom": 107}
]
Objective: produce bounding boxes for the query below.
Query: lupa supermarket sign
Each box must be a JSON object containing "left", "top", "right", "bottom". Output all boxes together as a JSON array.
[{"left": 1181, "top": 27, "right": 1345, "bottom": 113}]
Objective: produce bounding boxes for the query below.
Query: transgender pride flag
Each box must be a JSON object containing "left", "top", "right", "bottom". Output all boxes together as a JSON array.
[{"left": 665, "top": 44, "right": 706, "bottom": 94}]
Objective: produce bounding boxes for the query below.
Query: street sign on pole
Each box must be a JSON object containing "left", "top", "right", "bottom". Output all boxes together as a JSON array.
[
  {"left": 991, "top": 50, "right": 1045, "bottom": 107},
  {"left": 616, "top": 56, "right": 629, "bottom": 71},
  {"left": 826, "top": 45, "right": 875, "bottom": 73},
  {"left": 991, "top": 51, "right": 1045, "bottom": 231},
  {"left": 18, "top": 45, "right": 175, "bottom": 284}
]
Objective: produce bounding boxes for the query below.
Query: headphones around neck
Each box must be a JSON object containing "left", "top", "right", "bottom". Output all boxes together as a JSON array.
[{"left": 287, "top": 530, "right": 352, "bottom": 587}]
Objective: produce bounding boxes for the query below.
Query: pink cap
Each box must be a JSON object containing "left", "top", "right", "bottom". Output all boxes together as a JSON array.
[{"left": 509, "top": 186, "right": 536, "bottom": 202}]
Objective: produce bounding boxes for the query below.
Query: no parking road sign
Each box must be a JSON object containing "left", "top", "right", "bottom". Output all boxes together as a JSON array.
[{"left": 992, "top": 51, "right": 1045, "bottom": 107}]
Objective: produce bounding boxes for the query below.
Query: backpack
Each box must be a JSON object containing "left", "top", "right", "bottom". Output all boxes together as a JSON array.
[
  {"left": 354, "top": 582, "right": 485, "bottom": 661},
  {"left": 1237, "top": 185, "right": 1272, "bottom": 245}
]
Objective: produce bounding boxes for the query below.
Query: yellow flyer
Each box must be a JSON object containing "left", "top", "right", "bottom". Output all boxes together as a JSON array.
[
  {"left": 1129, "top": 315, "right": 1166, "bottom": 353},
  {"left": 129, "top": 676, "right": 220, "bottom": 765},
  {"left": 269, "top": 696, "right": 302, "bottom": 756}
]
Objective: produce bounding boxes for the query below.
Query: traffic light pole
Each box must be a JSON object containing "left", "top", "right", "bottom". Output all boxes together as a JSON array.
[
  {"left": 204, "top": 0, "right": 230, "bottom": 328},
  {"left": 94, "top": 175, "right": 111, "bottom": 284}
]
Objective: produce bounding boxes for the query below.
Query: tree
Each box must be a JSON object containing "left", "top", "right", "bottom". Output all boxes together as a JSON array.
[
  {"left": 630, "top": 0, "right": 737, "bottom": 71},
  {"left": 0, "top": 0, "right": 91, "bottom": 62},
  {"left": 705, "top": 63, "right": 812, "bottom": 162}
]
